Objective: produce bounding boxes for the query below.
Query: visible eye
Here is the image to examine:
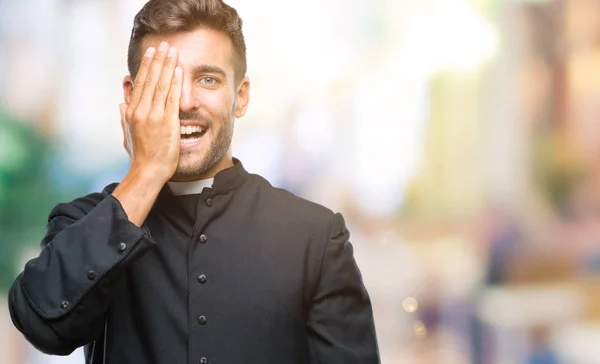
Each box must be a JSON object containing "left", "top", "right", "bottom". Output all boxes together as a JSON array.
[{"left": 199, "top": 76, "right": 217, "bottom": 85}]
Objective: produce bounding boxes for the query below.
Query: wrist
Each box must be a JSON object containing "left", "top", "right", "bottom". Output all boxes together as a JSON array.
[
  {"left": 129, "top": 164, "right": 171, "bottom": 187},
  {"left": 112, "top": 166, "right": 165, "bottom": 227}
]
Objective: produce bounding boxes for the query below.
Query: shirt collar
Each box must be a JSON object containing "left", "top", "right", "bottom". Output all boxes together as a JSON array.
[
  {"left": 211, "top": 157, "right": 248, "bottom": 193},
  {"left": 167, "top": 179, "right": 213, "bottom": 195},
  {"left": 161, "top": 157, "right": 248, "bottom": 198}
]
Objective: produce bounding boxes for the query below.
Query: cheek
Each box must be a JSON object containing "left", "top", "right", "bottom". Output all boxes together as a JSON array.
[{"left": 195, "top": 88, "right": 234, "bottom": 115}]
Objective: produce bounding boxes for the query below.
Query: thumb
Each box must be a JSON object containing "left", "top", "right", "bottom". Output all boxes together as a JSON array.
[
  {"left": 119, "top": 103, "right": 128, "bottom": 133},
  {"left": 119, "top": 103, "right": 133, "bottom": 159}
]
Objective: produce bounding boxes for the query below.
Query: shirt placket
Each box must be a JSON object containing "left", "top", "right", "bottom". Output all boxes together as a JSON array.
[{"left": 188, "top": 191, "right": 216, "bottom": 364}]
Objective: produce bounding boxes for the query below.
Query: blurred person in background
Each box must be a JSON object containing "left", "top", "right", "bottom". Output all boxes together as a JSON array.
[
  {"left": 6, "top": 0, "right": 379, "bottom": 363},
  {"left": 526, "top": 326, "right": 559, "bottom": 364}
]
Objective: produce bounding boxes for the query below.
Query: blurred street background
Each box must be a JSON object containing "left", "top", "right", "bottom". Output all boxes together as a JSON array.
[{"left": 3, "top": 0, "right": 600, "bottom": 363}]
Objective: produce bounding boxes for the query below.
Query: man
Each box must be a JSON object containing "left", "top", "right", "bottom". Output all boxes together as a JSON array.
[{"left": 8, "top": 0, "right": 380, "bottom": 363}]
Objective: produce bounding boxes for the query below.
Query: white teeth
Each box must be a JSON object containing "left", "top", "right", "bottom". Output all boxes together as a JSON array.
[
  {"left": 181, "top": 137, "right": 200, "bottom": 144},
  {"left": 180, "top": 125, "right": 205, "bottom": 135}
]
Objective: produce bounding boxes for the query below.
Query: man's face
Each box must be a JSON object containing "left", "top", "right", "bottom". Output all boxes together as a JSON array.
[{"left": 124, "top": 27, "right": 249, "bottom": 181}]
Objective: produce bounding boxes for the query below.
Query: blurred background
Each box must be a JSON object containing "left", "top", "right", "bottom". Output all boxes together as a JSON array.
[{"left": 2, "top": 0, "right": 600, "bottom": 363}]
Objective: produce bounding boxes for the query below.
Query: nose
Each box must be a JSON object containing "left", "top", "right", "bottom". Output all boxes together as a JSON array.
[{"left": 179, "top": 73, "right": 197, "bottom": 112}]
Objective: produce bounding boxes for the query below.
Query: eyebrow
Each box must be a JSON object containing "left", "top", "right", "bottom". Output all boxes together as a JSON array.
[{"left": 191, "top": 64, "right": 227, "bottom": 78}]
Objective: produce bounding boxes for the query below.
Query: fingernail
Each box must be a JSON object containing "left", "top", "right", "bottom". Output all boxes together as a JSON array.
[
  {"left": 167, "top": 46, "right": 176, "bottom": 57},
  {"left": 175, "top": 67, "right": 182, "bottom": 77},
  {"left": 145, "top": 47, "right": 155, "bottom": 58},
  {"left": 159, "top": 42, "right": 168, "bottom": 52}
]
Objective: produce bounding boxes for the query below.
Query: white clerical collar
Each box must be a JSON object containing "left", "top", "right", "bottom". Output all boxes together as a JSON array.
[{"left": 167, "top": 178, "right": 214, "bottom": 195}]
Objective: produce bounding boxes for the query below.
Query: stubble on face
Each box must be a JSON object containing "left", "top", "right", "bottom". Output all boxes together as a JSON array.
[{"left": 173, "top": 101, "right": 236, "bottom": 180}]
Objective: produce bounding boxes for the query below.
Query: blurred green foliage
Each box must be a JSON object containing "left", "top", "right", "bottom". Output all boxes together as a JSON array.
[
  {"left": 0, "top": 109, "right": 58, "bottom": 292},
  {"left": 533, "top": 131, "right": 585, "bottom": 217}
]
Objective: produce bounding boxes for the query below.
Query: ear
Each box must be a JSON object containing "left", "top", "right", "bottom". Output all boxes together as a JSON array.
[
  {"left": 234, "top": 76, "right": 250, "bottom": 119},
  {"left": 123, "top": 75, "right": 134, "bottom": 105}
]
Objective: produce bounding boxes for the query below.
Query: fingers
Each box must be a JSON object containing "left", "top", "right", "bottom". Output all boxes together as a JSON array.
[
  {"left": 126, "top": 47, "right": 156, "bottom": 120},
  {"left": 166, "top": 66, "right": 183, "bottom": 124},
  {"left": 136, "top": 41, "right": 170, "bottom": 119},
  {"left": 150, "top": 46, "right": 178, "bottom": 115}
]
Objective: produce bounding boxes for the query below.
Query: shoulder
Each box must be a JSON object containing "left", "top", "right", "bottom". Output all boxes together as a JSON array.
[
  {"left": 245, "top": 174, "right": 340, "bottom": 228},
  {"left": 48, "top": 182, "right": 119, "bottom": 221}
]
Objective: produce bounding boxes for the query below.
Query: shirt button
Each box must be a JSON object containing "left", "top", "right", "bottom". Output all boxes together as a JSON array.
[
  {"left": 206, "top": 198, "right": 213, "bottom": 207},
  {"left": 61, "top": 301, "right": 70, "bottom": 309},
  {"left": 118, "top": 242, "right": 127, "bottom": 252},
  {"left": 200, "top": 358, "right": 208, "bottom": 364},
  {"left": 199, "top": 234, "right": 208, "bottom": 244},
  {"left": 87, "top": 270, "right": 96, "bottom": 280},
  {"left": 198, "top": 315, "right": 207, "bottom": 325},
  {"left": 198, "top": 274, "right": 207, "bottom": 284}
]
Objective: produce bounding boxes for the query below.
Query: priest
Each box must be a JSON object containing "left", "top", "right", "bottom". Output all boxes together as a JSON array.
[{"left": 8, "top": 0, "right": 380, "bottom": 363}]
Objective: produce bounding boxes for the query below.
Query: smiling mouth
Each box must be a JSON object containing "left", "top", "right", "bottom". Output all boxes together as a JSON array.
[{"left": 180, "top": 125, "right": 208, "bottom": 144}]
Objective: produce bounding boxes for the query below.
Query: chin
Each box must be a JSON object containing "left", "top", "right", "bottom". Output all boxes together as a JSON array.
[{"left": 174, "top": 158, "right": 208, "bottom": 179}]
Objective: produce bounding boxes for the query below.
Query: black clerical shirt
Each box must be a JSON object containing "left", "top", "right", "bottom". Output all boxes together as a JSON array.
[{"left": 8, "top": 159, "right": 380, "bottom": 363}]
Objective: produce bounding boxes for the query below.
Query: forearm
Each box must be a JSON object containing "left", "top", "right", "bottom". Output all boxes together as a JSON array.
[
  {"left": 8, "top": 194, "right": 156, "bottom": 354},
  {"left": 112, "top": 168, "right": 165, "bottom": 227}
]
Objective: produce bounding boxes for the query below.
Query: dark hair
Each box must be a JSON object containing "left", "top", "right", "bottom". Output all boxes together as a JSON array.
[{"left": 128, "top": 0, "right": 246, "bottom": 82}]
